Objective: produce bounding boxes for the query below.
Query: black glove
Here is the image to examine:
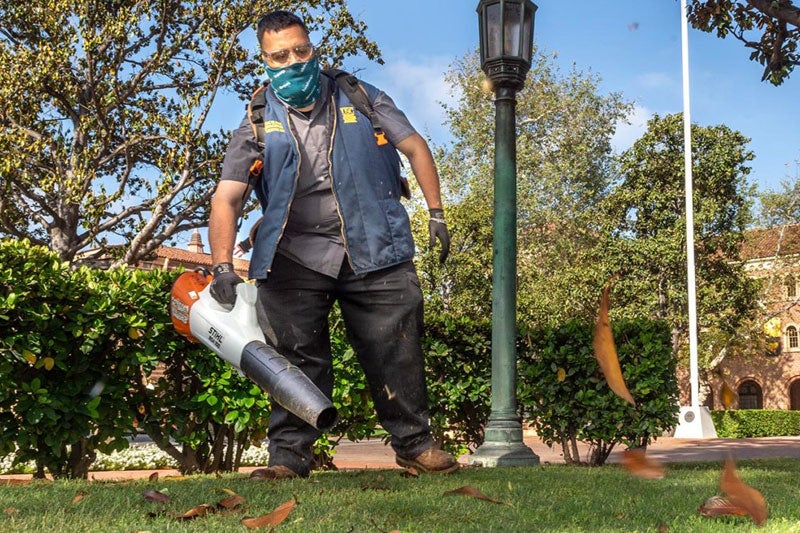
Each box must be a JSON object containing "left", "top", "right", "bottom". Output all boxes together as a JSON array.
[
  {"left": 209, "top": 262, "right": 244, "bottom": 306},
  {"left": 428, "top": 208, "right": 450, "bottom": 264}
]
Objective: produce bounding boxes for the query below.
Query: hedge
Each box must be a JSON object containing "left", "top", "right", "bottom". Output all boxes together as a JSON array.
[{"left": 711, "top": 409, "right": 800, "bottom": 438}]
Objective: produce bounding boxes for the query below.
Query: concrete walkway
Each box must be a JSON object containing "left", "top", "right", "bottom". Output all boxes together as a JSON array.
[{"left": 2, "top": 435, "right": 799, "bottom": 482}]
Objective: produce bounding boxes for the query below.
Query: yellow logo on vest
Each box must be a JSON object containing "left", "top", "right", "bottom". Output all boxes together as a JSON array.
[
  {"left": 264, "top": 121, "right": 285, "bottom": 133},
  {"left": 340, "top": 106, "right": 358, "bottom": 124}
]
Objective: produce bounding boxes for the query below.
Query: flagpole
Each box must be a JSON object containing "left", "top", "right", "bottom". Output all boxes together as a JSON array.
[{"left": 680, "top": 0, "right": 700, "bottom": 410}]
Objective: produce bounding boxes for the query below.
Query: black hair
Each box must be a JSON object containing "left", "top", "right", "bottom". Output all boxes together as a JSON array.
[{"left": 256, "top": 11, "right": 309, "bottom": 44}]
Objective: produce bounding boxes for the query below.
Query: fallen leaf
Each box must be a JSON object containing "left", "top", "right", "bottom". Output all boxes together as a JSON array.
[
  {"left": 4, "top": 507, "right": 19, "bottom": 515},
  {"left": 656, "top": 521, "right": 668, "bottom": 532},
  {"left": 148, "top": 472, "right": 159, "bottom": 482},
  {"left": 400, "top": 467, "right": 419, "bottom": 478},
  {"left": 698, "top": 495, "right": 749, "bottom": 518},
  {"left": 241, "top": 497, "right": 296, "bottom": 529},
  {"left": 216, "top": 487, "right": 239, "bottom": 496},
  {"left": 621, "top": 448, "right": 665, "bottom": 480},
  {"left": 142, "top": 489, "right": 170, "bottom": 503},
  {"left": 720, "top": 457, "right": 768, "bottom": 526},
  {"left": 172, "top": 503, "right": 214, "bottom": 520},
  {"left": 72, "top": 490, "right": 87, "bottom": 504},
  {"left": 720, "top": 381, "right": 737, "bottom": 409},
  {"left": 592, "top": 280, "right": 635, "bottom": 406},
  {"left": 444, "top": 485, "right": 510, "bottom": 506},
  {"left": 217, "top": 494, "right": 246, "bottom": 509}
]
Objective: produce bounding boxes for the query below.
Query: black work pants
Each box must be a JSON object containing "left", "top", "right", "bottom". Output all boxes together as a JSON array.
[{"left": 256, "top": 254, "right": 433, "bottom": 476}]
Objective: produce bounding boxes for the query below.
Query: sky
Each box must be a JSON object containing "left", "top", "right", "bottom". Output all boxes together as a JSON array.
[
  {"left": 326, "top": 0, "right": 799, "bottom": 193},
  {"left": 198, "top": 0, "right": 800, "bottom": 249}
]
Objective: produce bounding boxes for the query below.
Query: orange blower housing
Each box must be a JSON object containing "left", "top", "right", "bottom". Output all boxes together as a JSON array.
[{"left": 170, "top": 268, "right": 212, "bottom": 342}]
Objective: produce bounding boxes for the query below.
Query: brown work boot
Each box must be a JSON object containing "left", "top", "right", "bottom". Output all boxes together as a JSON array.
[
  {"left": 396, "top": 446, "right": 460, "bottom": 474},
  {"left": 249, "top": 465, "right": 300, "bottom": 480}
]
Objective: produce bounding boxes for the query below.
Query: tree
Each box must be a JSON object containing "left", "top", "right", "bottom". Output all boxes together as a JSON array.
[
  {"left": 0, "top": 0, "right": 379, "bottom": 264},
  {"left": 687, "top": 0, "right": 800, "bottom": 85},
  {"left": 417, "top": 50, "right": 631, "bottom": 329},
  {"left": 604, "top": 113, "right": 760, "bottom": 396},
  {"left": 757, "top": 165, "right": 800, "bottom": 226}
]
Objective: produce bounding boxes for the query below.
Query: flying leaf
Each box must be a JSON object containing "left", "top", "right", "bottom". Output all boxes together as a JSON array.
[
  {"left": 23, "top": 349, "right": 36, "bottom": 364},
  {"left": 142, "top": 489, "right": 171, "bottom": 503},
  {"left": 620, "top": 448, "right": 665, "bottom": 480},
  {"left": 241, "top": 497, "right": 297, "bottom": 529},
  {"left": 444, "top": 485, "right": 510, "bottom": 506},
  {"left": 720, "top": 381, "right": 737, "bottom": 409},
  {"left": 698, "top": 495, "right": 749, "bottom": 518},
  {"left": 593, "top": 281, "right": 635, "bottom": 406},
  {"left": 43, "top": 357, "right": 55, "bottom": 370},
  {"left": 720, "top": 457, "right": 768, "bottom": 526},
  {"left": 556, "top": 367, "right": 566, "bottom": 382}
]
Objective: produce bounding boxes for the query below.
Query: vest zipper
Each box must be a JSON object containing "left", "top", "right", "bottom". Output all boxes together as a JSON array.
[
  {"left": 327, "top": 91, "right": 355, "bottom": 271},
  {"left": 267, "top": 108, "right": 302, "bottom": 273}
]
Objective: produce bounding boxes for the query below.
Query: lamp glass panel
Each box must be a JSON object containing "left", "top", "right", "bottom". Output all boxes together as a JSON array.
[
  {"left": 503, "top": 2, "right": 521, "bottom": 56},
  {"left": 486, "top": 3, "right": 501, "bottom": 58},
  {"left": 522, "top": 7, "right": 533, "bottom": 61}
]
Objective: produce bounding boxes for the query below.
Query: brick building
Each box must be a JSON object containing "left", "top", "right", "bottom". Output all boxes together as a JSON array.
[{"left": 700, "top": 224, "right": 800, "bottom": 410}]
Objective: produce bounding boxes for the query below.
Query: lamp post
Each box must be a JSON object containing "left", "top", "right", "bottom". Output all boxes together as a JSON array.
[{"left": 469, "top": 0, "right": 539, "bottom": 467}]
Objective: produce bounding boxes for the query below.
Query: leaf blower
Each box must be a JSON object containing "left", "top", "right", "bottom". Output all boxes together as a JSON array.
[{"left": 169, "top": 269, "right": 338, "bottom": 431}]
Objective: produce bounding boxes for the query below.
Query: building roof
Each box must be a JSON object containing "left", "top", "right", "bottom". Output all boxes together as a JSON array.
[{"left": 741, "top": 224, "right": 800, "bottom": 261}]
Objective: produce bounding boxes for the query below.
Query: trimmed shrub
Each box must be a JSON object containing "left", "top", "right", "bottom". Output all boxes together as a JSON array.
[
  {"left": 518, "top": 318, "right": 678, "bottom": 465},
  {"left": 711, "top": 409, "right": 800, "bottom": 438}
]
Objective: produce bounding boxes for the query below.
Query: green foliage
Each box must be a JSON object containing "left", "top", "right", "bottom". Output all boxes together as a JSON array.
[
  {"left": 422, "top": 50, "right": 631, "bottom": 329},
  {"left": 423, "top": 315, "right": 492, "bottom": 456},
  {"left": 0, "top": 0, "right": 380, "bottom": 264},
  {"left": 687, "top": 0, "right": 800, "bottom": 85},
  {"left": 518, "top": 318, "right": 678, "bottom": 465},
  {"left": 0, "top": 239, "right": 270, "bottom": 477},
  {"left": 605, "top": 113, "right": 760, "bottom": 371},
  {"left": 711, "top": 409, "right": 800, "bottom": 437}
]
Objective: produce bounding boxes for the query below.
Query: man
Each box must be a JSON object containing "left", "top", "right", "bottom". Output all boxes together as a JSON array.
[{"left": 208, "top": 10, "right": 457, "bottom": 479}]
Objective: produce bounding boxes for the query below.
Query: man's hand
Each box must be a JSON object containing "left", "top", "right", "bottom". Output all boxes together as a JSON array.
[
  {"left": 209, "top": 262, "right": 244, "bottom": 306},
  {"left": 428, "top": 208, "right": 450, "bottom": 264}
]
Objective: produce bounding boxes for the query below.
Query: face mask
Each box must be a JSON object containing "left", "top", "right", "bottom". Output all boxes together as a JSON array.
[{"left": 265, "top": 57, "right": 321, "bottom": 108}]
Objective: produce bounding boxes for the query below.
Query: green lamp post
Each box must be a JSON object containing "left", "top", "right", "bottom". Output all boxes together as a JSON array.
[{"left": 468, "top": 0, "right": 540, "bottom": 467}]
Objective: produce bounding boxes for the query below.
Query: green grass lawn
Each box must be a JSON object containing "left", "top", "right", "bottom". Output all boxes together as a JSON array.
[{"left": 1, "top": 459, "right": 798, "bottom": 532}]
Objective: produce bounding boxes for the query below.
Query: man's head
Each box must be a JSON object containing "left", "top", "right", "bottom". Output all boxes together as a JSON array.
[
  {"left": 256, "top": 10, "right": 320, "bottom": 109},
  {"left": 257, "top": 11, "right": 313, "bottom": 67}
]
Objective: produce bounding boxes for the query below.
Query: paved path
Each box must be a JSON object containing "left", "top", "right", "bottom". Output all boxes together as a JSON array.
[{"left": 3, "top": 435, "right": 799, "bottom": 481}]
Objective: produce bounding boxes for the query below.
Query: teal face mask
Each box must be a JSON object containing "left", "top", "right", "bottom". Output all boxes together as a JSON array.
[{"left": 265, "top": 57, "right": 321, "bottom": 108}]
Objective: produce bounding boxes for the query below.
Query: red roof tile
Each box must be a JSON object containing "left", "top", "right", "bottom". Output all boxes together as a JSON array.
[{"left": 741, "top": 224, "right": 800, "bottom": 260}]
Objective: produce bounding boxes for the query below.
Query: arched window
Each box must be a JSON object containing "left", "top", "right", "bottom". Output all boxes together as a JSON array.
[
  {"left": 787, "top": 275, "right": 797, "bottom": 298},
  {"left": 737, "top": 380, "right": 763, "bottom": 409},
  {"left": 790, "top": 380, "right": 800, "bottom": 411},
  {"left": 788, "top": 326, "right": 799, "bottom": 350}
]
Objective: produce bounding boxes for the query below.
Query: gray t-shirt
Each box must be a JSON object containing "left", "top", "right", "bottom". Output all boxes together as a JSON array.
[{"left": 220, "top": 75, "right": 417, "bottom": 278}]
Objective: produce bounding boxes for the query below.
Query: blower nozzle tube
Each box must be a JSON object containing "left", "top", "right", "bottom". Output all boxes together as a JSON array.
[{"left": 240, "top": 340, "right": 338, "bottom": 431}]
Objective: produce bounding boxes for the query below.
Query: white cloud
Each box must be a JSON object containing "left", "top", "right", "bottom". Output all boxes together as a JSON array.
[
  {"left": 611, "top": 104, "right": 651, "bottom": 152},
  {"left": 369, "top": 56, "right": 458, "bottom": 142}
]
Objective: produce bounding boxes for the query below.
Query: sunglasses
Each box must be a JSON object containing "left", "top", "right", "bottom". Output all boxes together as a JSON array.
[{"left": 261, "top": 43, "right": 314, "bottom": 66}]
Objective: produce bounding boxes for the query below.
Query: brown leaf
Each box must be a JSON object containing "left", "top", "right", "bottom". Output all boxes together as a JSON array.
[
  {"left": 72, "top": 490, "right": 88, "bottom": 504},
  {"left": 698, "top": 495, "right": 749, "bottom": 518},
  {"left": 142, "top": 489, "right": 170, "bottom": 503},
  {"left": 148, "top": 471, "right": 159, "bottom": 482},
  {"left": 444, "top": 485, "right": 509, "bottom": 506},
  {"left": 172, "top": 503, "right": 214, "bottom": 520},
  {"left": 241, "top": 497, "right": 297, "bottom": 529},
  {"left": 720, "top": 381, "right": 737, "bottom": 409},
  {"left": 620, "top": 448, "right": 665, "bottom": 480},
  {"left": 720, "top": 458, "right": 768, "bottom": 526},
  {"left": 593, "top": 281, "right": 635, "bottom": 406},
  {"left": 400, "top": 467, "right": 419, "bottom": 478},
  {"left": 217, "top": 494, "right": 246, "bottom": 509},
  {"left": 4, "top": 507, "right": 19, "bottom": 515}
]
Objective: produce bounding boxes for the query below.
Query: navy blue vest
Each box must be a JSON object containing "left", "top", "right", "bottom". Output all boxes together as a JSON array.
[{"left": 248, "top": 77, "right": 415, "bottom": 279}]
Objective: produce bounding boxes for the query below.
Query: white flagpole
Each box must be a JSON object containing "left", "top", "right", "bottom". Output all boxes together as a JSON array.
[{"left": 680, "top": 0, "right": 700, "bottom": 410}]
